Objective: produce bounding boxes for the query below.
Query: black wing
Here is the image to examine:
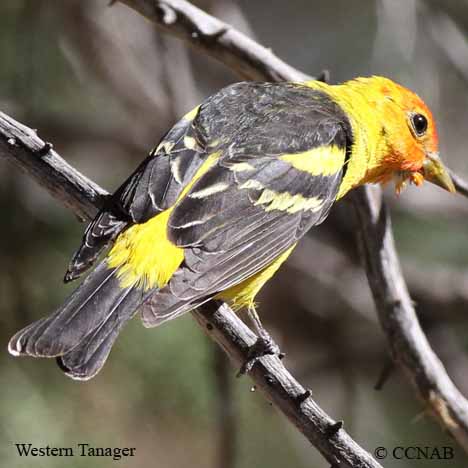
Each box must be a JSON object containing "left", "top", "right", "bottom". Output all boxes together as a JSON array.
[{"left": 141, "top": 82, "right": 352, "bottom": 326}]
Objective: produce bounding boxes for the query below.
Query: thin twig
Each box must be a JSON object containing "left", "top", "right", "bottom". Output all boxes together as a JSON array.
[
  {"left": 450, "top": 169, "right": 468, "bottom": 199},
  {"left": 116, "top": 0, "right": 468, "bottom": 453},
  {"left": 0, "top": 108, "right": 382, "bottom": 466}
]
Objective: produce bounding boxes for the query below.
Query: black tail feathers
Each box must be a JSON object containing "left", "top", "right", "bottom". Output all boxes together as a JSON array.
[
  {"left": 56, "top": 298, "right": 139, "bottom": 380},
  {"left": 64, "top": 211, "right": 127, "bottom": 283},
  {"left": 9, "top": 261, "right": 153, "bottom": 380}
]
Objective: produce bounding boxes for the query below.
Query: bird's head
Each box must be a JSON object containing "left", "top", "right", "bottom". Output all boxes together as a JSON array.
[{"left": 355, "top": 76, "right": 455, "bottom": 194}]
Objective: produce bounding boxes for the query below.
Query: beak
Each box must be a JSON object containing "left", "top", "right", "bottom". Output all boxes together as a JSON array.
[{"left": 421, "top": 153, "right": 456, "bottom": 193}]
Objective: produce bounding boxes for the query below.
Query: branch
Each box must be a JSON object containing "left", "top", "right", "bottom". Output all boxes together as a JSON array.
[
  {"left": 117, "top": 0, "right": 310, "bottom": 82},
  {"left": 116, "top": 0, "right": 468, "bottom": 453},
  {"left": 0, "top": 108, "right": 382, "bottom": 466},
  {"left": 450, "top": 169, "right": 468, "bottom": 199},
  {"left": 0, "top": 111, "right": 108, "bottom": 220},
  {"left": 352, "top": 187, "right": 468, "bottom": 450}
]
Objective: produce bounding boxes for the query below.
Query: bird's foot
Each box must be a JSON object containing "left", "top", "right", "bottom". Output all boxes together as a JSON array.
[{"left": 237, "top": 332, "right": 281, "bottom": 377}]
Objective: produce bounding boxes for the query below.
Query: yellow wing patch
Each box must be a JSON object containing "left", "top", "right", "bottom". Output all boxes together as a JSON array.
[
  {"left": 255, "top": 188, "right": 324, "bottom": 213},
  {"left": 240, "top": 180, "right": 324, "bottom": 214},
  {"left": 108, "top": 152, "right": 220, "bottom": 290},
  {"left": 280, "top": 145, "right": 345, "bottom": 176},
  {"left": 183, "top": 136, "right": 198, "bottom": 150},
  {"left": 228, "top": 162, "right": 255, "bottom": 172}
]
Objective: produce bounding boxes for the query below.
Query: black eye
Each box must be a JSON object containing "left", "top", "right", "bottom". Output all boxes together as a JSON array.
[{"left": 411, "top": 113, "right": 428, "bottom": 136}]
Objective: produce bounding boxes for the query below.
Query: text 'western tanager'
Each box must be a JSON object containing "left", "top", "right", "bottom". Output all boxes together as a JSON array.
[{"left": 8, "top": 76, "right": 455, "bottom": 380}]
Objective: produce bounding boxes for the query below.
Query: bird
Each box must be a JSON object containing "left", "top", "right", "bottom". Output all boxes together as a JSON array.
[{"left": 8, "top": 76, "right": 455, "bottom": 380}]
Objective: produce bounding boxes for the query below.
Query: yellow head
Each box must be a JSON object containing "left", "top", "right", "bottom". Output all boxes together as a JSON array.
[
  {"left": 361, "top": 76, "right": 454, "bottom": 193},
  {"left": 317, "top": 76, "right": 455, "bottom": 196}
]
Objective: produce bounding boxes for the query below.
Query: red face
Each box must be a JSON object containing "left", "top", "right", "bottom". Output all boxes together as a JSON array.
[
  {"left": 399, "top": 91, "right": 438, "bottom": 170},
  {"left": 373, "top": 81, "right": 453, "bottom": 194}
]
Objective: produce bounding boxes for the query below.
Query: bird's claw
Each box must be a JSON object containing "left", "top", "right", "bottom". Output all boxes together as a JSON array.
[{"left": 237, "top": 333, "right": 281, "bottom": 377}]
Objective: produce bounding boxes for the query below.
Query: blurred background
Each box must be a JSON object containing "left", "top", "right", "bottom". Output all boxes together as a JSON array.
[{"left": 1, "top": 0, "right": 468, "bottom": 467}]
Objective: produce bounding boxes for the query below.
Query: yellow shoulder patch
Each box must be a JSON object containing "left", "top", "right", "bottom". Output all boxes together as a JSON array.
[
  {"left": 280, "top": 145, "right": 345, "bottom": 177},
  {"left": 303, "top": 79, "right": 388, "bottom": 199}
]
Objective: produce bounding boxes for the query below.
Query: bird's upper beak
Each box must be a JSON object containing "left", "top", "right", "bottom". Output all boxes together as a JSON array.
[{"left": 421, "top": 153, "right": 456, "bottom": 193}]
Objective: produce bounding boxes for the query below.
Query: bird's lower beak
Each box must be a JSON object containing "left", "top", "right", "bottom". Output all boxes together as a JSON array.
[{"left": 421, "top": 153, "right": 456, "bottom": 193}]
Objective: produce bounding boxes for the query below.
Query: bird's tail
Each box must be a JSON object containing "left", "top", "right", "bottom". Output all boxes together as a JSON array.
[{"left": 8, "top": 261, "right": 153, "bottom": 380}]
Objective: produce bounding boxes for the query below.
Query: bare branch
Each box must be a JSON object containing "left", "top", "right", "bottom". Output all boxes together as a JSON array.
[
  {"left": 0, "top": 111, "right": 108, "bottom": 220},
  {"left": 196, "top": 301, "right": 382, "bottom": 468},
  {"left": 0, "top": 108, "right": 382, "bottom": 466},
  {"left": 352, "top": 186, "right": 468, "bottom": 451},
  {"left": 450, "top": 169, "right": 468, "bottom": 199},
  {"left": 116, "top": 0, "right": 468, "bottom": 453},
  {"left": 117, "top": 0, "right": 310, "bottom": 82}
]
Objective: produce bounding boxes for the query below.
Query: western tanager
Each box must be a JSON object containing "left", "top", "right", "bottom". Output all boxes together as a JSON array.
[{"left": 8, "top": 76, "right": 455, "bottom": 380}]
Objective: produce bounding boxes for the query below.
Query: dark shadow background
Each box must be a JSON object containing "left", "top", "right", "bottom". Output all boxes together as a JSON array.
[{"left": 1, "top": 1, "right": 468, "bottom": 467}]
